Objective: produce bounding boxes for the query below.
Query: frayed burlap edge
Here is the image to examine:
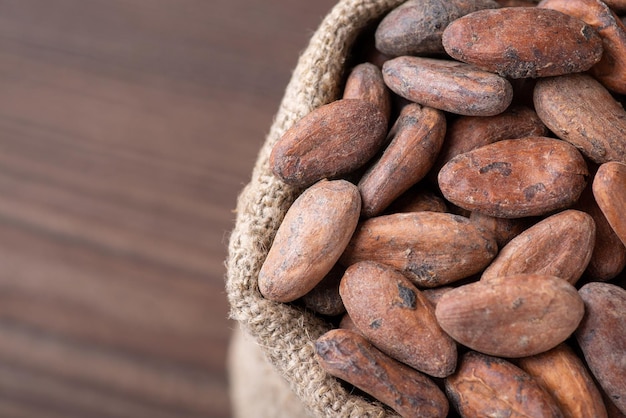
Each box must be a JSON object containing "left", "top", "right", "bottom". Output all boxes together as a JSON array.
[{"left": 226, "top": 0, "right": 406, "bottom": 416}]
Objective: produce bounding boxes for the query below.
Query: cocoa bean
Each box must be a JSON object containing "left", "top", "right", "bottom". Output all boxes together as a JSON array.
[
  {"left": 340, "top": 261, "right": 457, "bottom": 378},
  {"left": 534, "top": 73, "right": 626, "bottom": 165},
  {"left": 438, "top": 137, "right": 588, "bottom": 218},
  {"left": 435, "top": 273, "right": 585, "bottom": 357},
  {"left": 340, "top": 211, "right": 497, "bottom": 287},
  {"left": 516, "top": 343, "right": 608, "bottom": 418},
  {"left": 270, "top": 99, "right": 387, "bottom": 187},
  {"left": 358, "top": 103, "right": 446, "bottom": 218},
  {"left": 575, "top": 282, "right": 626, "bottom": 415},
  {"left": 442, "top": 7, "right": 603, "bottom": 78},
  {"left": 315, "top": 329, "right": 450, "bottom": 418},
  {"left": 480, "top": 209, "right": 596, "bottom": 284},
  {"left": 446, "top": 351, "right": 564, "bottom": 417},
  {"left": 258, "top": 180, "right": 361, "bottom": 302},
  {"left": 375, "top": 0, "right": 499, "bottom": 56},
  {"left": 382, "top": 56, "right": 513, "bottom": 116},
  {"left": 593, "top": 161, "right": 626, "bottom": 247}
]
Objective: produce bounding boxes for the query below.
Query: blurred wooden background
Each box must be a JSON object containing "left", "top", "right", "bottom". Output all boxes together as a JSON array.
[{"left": 0, "top": 0, "right": 336, "bottom": 417}]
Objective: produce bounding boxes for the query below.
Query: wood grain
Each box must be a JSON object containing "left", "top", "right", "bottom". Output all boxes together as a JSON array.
[{"left": 0, "top": 0, "right": 337, "bottom": 416}]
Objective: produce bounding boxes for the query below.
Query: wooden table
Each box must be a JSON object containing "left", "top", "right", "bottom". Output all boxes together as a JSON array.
[{"left": 0, "top": 1, "right": 336, "bottom": 416}]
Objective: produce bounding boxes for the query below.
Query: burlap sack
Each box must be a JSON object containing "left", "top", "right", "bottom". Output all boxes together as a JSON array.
[
  {"left": 228, "top": 326, "right": 311, "bottom": 417},
  {"left": 226, "top": 0, "right": 406, "bottom": 416}
]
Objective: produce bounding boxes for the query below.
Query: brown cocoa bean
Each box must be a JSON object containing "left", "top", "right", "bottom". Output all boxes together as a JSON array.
[
  {"left": 442, "top": 7, "right": 603, "bottom": 78},
  {"left": 315, "top": 329, "right": 450, "bottom": 418},
  {"left": 340, "top": 212, "right": 497, "bottom": 287},
  {"left": 534, "top": 73, "right": 626, "bottom": 164},
  {"left": 539, "top": 0, "right": 626, "bottom": 94},
  {"left": 438, "top": 137, "right": 589, "bottom": 218},
  {"left": 593, "top": 161, "right": 626, "bottom": 247},
  {"left": 435, "top": 273, "right": 585, "bottom": 357},
  {"left": 385, "top": 184, "right": 448, "bottom": 214},
  {"left": 480, "top": 209, "right": 596, "bottom": 285},
  {"left": 258, "top": 179, "right": 361, "bottom": 302},
  {"left": 431, "top": 105, "right": 548, "bottom": 177},
  {"left": 338, "top": 312, "right": 361, "bottom": 334},
  {"left": 382, "top": 56, "right": 513, "bottom": 116},
  {"left": 575, "top": 282, "right": 626, "bottom": 415},
  {"left": 270, "top": 99, "right": 387, "bottom": 187},
  {"left": 604, "top": 389, "right": 626, "bottom": 418},
  {"left": 517, "top": 343, "right": 608, "bottom": 418},
  {"left": 446, "top": 351, "right": 564, "bottom": 418},
  {"left": 421, "top": 286, "right": 454, "bottom": 308},
  {"left": 299, "top": 263, "right": 345, "bottom": 317},
  {"left": 358, "top": 103, "right": 446, "bottom": 218},
  {"left": 469, "top": 211, "right": 532, "bottom": 248},
  {"left": 374, "top": 0, "right": 499, "bottom": 56},
  {"left": 576, "top": 183, "right": 626, "bottom": 281},
  {"left": 340, "top": 261, "right": 457, "bottom": 378},
  {"left": 343, "top": 62, "right": 392, "bottom": 123}
]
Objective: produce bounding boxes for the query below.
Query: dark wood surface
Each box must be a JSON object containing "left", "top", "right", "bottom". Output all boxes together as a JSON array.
[{"left": 0, "top": 1, "right": 337, "bottom": 417}]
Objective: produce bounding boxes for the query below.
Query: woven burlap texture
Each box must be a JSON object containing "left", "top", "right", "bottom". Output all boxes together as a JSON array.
[
  {"left": 228, "top": 326, "right": 312, "bottom": 417},
  {"left": 226, "top": 0, "right": 406, "bottom": 416}
]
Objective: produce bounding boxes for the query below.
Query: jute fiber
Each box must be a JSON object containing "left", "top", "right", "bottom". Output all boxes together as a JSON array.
[
  {"left": 226, "top": 0, "right": 406, "bottom": 416},
  {"left": 228, "top": 326, "right": 311, "bottom": 417}
]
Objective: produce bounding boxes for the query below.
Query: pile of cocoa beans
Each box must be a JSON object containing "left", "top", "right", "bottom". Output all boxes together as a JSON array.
[{"left": 259, "top": 0, "right": 626, "bottom": 416}]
